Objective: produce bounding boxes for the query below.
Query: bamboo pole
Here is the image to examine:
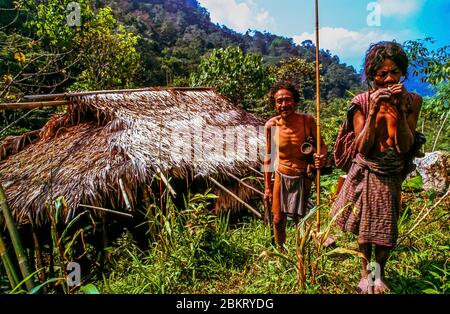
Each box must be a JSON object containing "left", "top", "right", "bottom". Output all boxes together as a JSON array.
[
  {"left": 0, "top": 100, "right": 70, "bottom": 110},
  {"left": 22, "top": 86, "right": 214, "bottom": 102},
  {"left": 0, "top": 228, "right": 20, "bottom": 289},
  {"left": 314, "top": 0, "right": 322, "bottom": 233},
  {"left": 23, "top": 88, "right": 157, "bottom": 101},
  {"left": 0, "top": 184, "right": 35, "bottom": 290},
  {"left": 209, "top": 176, "right": 262, "bottom": 219},
  {"left": 225, "top": 172, "right": 264, "bottom": 196}
]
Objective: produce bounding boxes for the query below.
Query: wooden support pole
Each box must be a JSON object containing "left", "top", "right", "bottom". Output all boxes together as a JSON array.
[
  {"left": 0, "top": 184, "right": 35, "bottom": 290},
  {"left": 248, "top": 166, "right": 264, "bottom": 177},
  {"left": 208, "top": 176, "right": 262, "bottom": 219},
  {"left": 226, "top": 172, "right": 264, "bottom": 196},
  {"left": 0, "top": 100, "right": 70, "bottom": 110}
]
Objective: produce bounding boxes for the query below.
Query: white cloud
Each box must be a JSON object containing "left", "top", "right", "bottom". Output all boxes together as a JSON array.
[
  {"left": 293, "top": 27, "right": 411, "bottom": 68},
  {"left": 198, "top": 0, "right": 275, "bottom": 33},
  {"left": 377, "top": 0, "right": 424, "bottom": 17}
]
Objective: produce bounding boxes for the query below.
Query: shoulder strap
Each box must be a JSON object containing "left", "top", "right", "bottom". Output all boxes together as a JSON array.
[{"left": 352, "top": 91, "right": 370, "bottom": 116}]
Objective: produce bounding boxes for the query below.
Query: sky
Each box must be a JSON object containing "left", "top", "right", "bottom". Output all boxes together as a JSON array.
[{"left": 197, "top": 0, "right": 450, "bottom": 72}]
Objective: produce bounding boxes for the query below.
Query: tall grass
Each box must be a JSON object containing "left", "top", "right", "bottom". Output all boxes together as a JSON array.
[
  {"left": 1, "top": 174, "right": 448, "bottom": 294},
  {"left": 89, "top": 174, "right": 448, "bottom": 294}
]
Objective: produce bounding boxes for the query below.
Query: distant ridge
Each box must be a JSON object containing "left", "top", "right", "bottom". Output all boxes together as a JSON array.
[{"left": 101, "top": 0, "right": 362, "bottom": 101}]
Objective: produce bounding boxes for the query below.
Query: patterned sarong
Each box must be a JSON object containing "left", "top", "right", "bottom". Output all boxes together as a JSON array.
[
  {"left": 276, "top": 170, "right": 308, "bottom": 217},
  {"left": 331, "top": 149, "right": 405, "bottom": 247}
]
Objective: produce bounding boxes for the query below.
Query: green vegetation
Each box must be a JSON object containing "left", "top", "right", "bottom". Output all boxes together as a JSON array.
[
  {"left": 0, "top": 0, "right": 448, "bottom": 295},
  {"left": 190, "top": 46, "right": 272, "bottom": 111},
  {"left": 404, "top": 38, "right": 450, "bottom": 152},
  {"left": 0, "top": 0, "right": 361, "bottom": 138},
  {"left": 0, "top": 0, "right": 141, "bottom": 137},
  {"left": 0, "top": 168, "right": 448, "bottom": 294},
  {"left": 89, "top": 185, "right": 449, "bottom": 294}
]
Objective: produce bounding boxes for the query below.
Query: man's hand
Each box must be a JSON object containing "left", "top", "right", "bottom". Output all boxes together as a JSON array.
[
  {"left": 313, "top": 153, "right": 326, "bottom": 169},
  {"left": 264, "top": 189, "right": 273, "bottom": 204}
]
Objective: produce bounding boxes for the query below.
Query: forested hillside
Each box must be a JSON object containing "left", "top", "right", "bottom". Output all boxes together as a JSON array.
[
  {"left": 0, "top": 0, "right": 363, "bottom": 138},
  {"left": 1, "top": 0, "right": 447, "bottom": 146},
  {"left": 1, "top": 0, "right": 360, "bottom": 100},
  {"left": 101, "top": 0, "right": 361, "bottom": 100}
]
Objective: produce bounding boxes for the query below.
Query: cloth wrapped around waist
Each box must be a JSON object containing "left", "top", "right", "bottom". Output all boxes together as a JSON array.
[
  {"left": 277, "top": 162, "right": 307, "bottom": 176},
  {"left": 353, "top": 149, "right": 405, "bottom": 176},
  {"left": 275, "top": 169, "right": 308, "bottom": 217}
]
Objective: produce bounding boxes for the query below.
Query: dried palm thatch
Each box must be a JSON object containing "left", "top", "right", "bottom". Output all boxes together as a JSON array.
[{"left": 0, "top": 88, "right": 266, "bottom": 226}]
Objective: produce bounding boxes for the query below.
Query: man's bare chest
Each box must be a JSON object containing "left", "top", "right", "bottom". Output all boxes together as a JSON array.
[{"left": 275, "top": 125, "right": 307, "bottom": 147}]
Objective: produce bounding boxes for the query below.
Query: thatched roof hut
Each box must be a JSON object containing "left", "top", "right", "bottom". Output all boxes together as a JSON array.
[{"left": 0, "top": 87, "right": 266, "bottom": 226}]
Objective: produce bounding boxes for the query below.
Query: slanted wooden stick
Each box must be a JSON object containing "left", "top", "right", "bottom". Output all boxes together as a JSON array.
[
  {"left": 155, "top": 166, "right": 177, "bottom": 197},
  {"left": 225, "top": 172, "right": 264, "bottom": 196},
  {"left": 78, "top": 204, "right": 133, "bottom": 218},
  {"left": 208, "top": 176, "right": 262, "bottom": 219},
  {"left": 119, "top": 179, "right": 133, "bottom": 211},
  {"left": 22, "top": 86, "right": 214, "bottom": 101},
  {"left": 248, "top": 166, "right": 264, "bottom": 177}
]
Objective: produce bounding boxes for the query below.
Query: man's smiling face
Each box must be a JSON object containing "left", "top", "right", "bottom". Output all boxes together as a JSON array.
[{"left": 274, "top": 88, "right": 296, "bottom": 119}]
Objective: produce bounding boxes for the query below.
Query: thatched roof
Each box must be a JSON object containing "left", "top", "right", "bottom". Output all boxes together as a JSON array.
[{"left": 0, "top": 87, "right": 266, "bottom": 226}]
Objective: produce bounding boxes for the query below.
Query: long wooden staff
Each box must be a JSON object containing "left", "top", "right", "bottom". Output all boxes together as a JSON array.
[{"left": 314, "top": 0, "right": 321, "bottom": 233}]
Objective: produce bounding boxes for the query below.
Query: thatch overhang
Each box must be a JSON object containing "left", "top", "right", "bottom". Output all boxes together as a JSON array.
[{"left": 0, "top": 87, "right": 266, "bottom": 226}]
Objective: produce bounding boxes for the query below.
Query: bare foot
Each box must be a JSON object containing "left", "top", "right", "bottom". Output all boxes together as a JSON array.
[
  {"left": 357, "top": 277, "right": 374, "bottom": 294},
  {"left": 374, "top": 278, "right": 390, "bottom": 294}
]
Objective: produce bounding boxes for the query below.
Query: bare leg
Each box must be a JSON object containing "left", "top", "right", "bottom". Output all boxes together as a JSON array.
[
  {"left": 357, "top": 243, "right": 373, "bottom": 294},
  {"left": 273, "top": 214, "right": 287, "bottom": 250},
  {"left": 374, "top": 245, "right": 391, "bottom": 294},
  {"left": 272, "top": 173, "right": 286, "bottom": 250}
]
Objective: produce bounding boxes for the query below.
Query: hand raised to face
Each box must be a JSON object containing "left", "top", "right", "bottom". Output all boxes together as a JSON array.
[
  {"left": 388, "top": 83, "right": 409, "bottom": 112},
  {"left": 388, "top": 83, "right": 408, "bottom": 98},
  {"left": 369, "top": 88, "right": 392, "bottom": 113}
]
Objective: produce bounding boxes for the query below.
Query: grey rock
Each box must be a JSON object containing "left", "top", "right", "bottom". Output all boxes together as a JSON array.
[{"left": 413, "top": 151, "right": 449, "bottom": 193}]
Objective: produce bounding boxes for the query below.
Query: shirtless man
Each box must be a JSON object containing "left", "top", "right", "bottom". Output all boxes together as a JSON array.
[
  {"left": 264, "top": 80, "right": 326, "bottom": 250},
  {"left": 331, "top": 42, "right": 422, "bottom": 294}
]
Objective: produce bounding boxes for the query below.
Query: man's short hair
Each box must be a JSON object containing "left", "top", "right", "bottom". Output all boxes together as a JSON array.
[
  {"left": 364, "top": 41, "right": 409, "bottom": 84},
  {"left": 269, "top": 80, "right": 300, "bottom": 105}
]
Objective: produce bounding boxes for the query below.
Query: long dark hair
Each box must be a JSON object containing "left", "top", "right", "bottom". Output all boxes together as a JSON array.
[{"left": 364, "top": 41, "right": 409, "bottom": 87}]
